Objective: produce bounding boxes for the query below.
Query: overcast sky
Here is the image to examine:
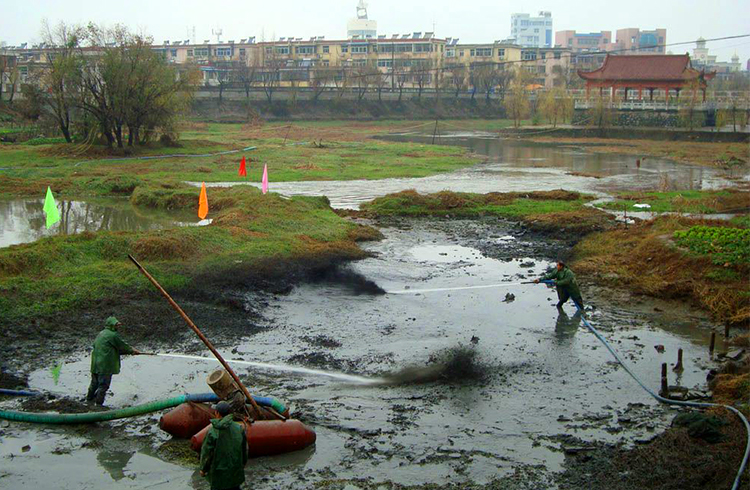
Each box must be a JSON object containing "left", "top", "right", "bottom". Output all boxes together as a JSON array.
[{"left": 2, "top": 0, "right": 749, "bottom": 64}]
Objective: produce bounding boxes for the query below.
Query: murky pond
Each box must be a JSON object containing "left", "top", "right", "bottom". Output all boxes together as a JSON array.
[
  {"left": 195, "top": 134, "right": 742, "bottom": 209},
  {"left": 0, "top": 198, "right": 206, "bottom": 248},
  {"left": 1, "top": 219, "right": 727, "bottom": 489}
]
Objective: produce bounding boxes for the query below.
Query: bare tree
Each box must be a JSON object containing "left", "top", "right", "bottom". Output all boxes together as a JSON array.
[
  {"left": 372, "top": 67, "right": 388, "bottom": 102},
  {"left": 236, "top": 61, "right": 258, "bottom": 100},
  {"left": 446, "top": 64, "right": 467, "bottom": 99},
  {"left": 473, "top": 63, "right": 500, "bottom": 103},
  {"left": 310, "top": 66, "right": 333, "bottom": 102},
  {"left": 411, "top": 61, "right": 432, "bottom": 100},
  {"left": 260, "top": 50, "right": 282, "bottom": 104},
  {"left": 354, "top": 65, "right": 373, "bottom": 101}
]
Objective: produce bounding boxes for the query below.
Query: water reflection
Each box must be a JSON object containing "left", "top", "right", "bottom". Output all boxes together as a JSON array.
[
  {"left": 97, "top": 449, "right": 135, "bottom": 481},
  {"left": 554, "top": 309, "right": 582, "bottom": 344},
  {"left": 0, "top": 199, "right": 199, "bottom": 248}
]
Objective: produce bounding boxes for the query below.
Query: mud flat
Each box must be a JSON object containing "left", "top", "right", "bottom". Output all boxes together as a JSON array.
[{"left": 1, "top": 217, "right": 737, "bottom": 489}]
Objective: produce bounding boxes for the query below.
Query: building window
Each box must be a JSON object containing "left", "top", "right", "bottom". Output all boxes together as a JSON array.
[
  {"left": 415, "top": 44, "right": 432, "bottom": 53},
  {"left": 471, "top": 48, "right": 492, "bottom": 57},
  {"left": 459, "top": 50, "right": 464, "bottom": 56},
  {"left": 170, "top": 49, "right": 177, "bottom": 57},
  {"left": 497, "top": 48, "right": 505, "bottom": 58},
  {"left": 296, "top": 46, "right": 315, "bottom": 55},
  {"left": 187, "top": 49, "right": 194, "bottom": 57},
  {"left": 342, "top": 45, "right": 348, "bottom": 53},
  {"left": 323, "top": 45, "right": 329, "bottom": 53},
  {"left": 554, "top": 51, "right": 561, "bottom": 59},
  {"left": 396, "top": 44, "right": 413, "bottom": 53},
  {"left": 322, "top": 60, "right": 329, "bottom": 66},
  {"left": 216, "top": 47, "right": 231, "bottom": 56},
  {"left": 446, "top": 49, "right": 456, "bottom": 57},
  {"left": 377, "top": 59, "right": 392, "bottom": 67},
  {"left": 351, "top": 45, "right": 368, "bottom": 53},
  {"left": 194, "top": 48, "right": 209, "bottom": 57},
  {"left": 239, "top": 48, "right": 246, "bottom": 57},
  {"left": 522, "top": 51, "right": 537, "bottom": 60},
  {"left": 274, "top": 46, "right": 290, "bottom": 55}
]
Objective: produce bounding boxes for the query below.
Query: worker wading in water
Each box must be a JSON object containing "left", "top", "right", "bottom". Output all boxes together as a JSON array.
[
  {"left": 86, "top": 316, "right": 141, "bottom": 406},
  {"left": 535, "top": 261, "right": 584, "bottom": 310},
  {"left": 200, "top": 401, "right": 249, "bottom": 490}
]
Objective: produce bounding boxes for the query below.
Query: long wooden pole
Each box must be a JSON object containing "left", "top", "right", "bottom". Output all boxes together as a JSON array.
[{"left": 128, "top": 254, "right": 280, "bottom": 419}]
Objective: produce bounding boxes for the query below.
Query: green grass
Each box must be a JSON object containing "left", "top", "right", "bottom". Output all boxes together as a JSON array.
[
  {"left": 0, "top": 184, "right": 375, "bottom": 322},
  {"left": 361, "top": 189, "right": 594, "bottom": 218},
  {"left": 596, "top": 190, "right": 749, "bottom": 214},
  {"left": 0, "top": 121, "right": 484, "bottom": 199}
]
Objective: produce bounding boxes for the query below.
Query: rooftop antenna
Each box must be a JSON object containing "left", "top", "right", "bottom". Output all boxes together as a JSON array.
[
  {"left": 187, "top": 26, "right": 196, "bottom": 44},
  {"left": 356, "top": 0, "right": 369, "bottom": 19},
  {"left": 212, "top": 27, "right": 223, "bottom": 43}
]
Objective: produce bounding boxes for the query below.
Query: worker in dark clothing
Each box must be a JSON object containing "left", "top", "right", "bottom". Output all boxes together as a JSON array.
[
  {"left": 535, "top": 261, "right": 584, "bottom": 310},
  {"left": 200, "top": 401, "right": 249, "bottom": 490},
  {"left": 86, "top": 316, "right": 141, "bottom": 406}
]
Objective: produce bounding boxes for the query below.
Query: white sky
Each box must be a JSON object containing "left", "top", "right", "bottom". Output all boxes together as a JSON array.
[{"left": 2, "top": 0, "right": 749, "bottom": 64}]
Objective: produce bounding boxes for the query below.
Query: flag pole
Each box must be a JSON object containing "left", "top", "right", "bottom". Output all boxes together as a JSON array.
[{"left": 127, "top": 254, "right": 284, "bottom": 420}]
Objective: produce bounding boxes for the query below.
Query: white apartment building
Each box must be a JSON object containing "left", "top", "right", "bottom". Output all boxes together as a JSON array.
[{"left": 511, "top": 11, "right": 553, "bottom": 48}]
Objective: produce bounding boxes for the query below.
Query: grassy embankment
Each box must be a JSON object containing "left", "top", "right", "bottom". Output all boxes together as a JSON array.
[
  {"left": 0, "top": 120, "right": 485, "bottom": 200},
  {"left": 0, "top": 184, "right": 381, "bottom": 325},
  {"left": 528, "top": 136, "right": 748, "bottom": 168},
  {"left": 596, "top": 189, "right": 750, "bottom": 214},
  {"left": 359, "top": 189, "right": 614, "bottom": 235},
  {"left": 574, "top": 216, "right": 749, "bottom": 325}
]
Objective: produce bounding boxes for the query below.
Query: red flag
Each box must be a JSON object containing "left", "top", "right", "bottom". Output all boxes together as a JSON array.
[{"left": 238, "top": 156, "right": 247, "bottom": 177}]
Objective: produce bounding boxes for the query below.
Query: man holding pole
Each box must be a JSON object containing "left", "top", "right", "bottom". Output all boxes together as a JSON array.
[
  {"left": 535, "top": 261, "right": 584, "bottom": 310},
  {"left": 86, "top": 316, "right": 141, "bottom": 406}
]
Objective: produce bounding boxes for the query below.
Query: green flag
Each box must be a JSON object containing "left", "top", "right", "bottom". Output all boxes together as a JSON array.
[{"left": 43, "top": 186, "right": 60, "bottom": 229}]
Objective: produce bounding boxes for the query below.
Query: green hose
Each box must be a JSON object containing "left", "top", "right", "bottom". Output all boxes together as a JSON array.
[{"left": 0, "top": 394, "right": 191, "bottom": 424}]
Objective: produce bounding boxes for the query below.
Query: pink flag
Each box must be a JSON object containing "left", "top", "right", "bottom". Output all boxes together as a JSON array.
[{"left": 261, "top": 164, "right": 269, "bottom": 195}]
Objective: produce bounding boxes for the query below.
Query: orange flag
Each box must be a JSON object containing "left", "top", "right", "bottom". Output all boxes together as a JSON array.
[{"left": 198, "top": 182, "right": 209, "bottom": 219}]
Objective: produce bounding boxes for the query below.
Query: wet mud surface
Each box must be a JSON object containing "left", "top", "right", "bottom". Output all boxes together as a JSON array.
[{"left": 1, "top": 218, "right": 734, "bottom": 489}]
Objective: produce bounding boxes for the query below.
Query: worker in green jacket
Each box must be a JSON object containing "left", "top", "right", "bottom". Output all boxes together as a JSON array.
[
  {"left": 535, "top": 261, "right": 584, "bottom": 310},
  {"left": 86, "top": 316, "right": 141, "bottom": 406},
  {"left": 200, "top": 402, "right": 249, "bottom": 490}
]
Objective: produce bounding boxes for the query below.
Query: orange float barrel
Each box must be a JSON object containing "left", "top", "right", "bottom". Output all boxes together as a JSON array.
[
  {"left": 160, "top": 402, "right": 218, "bottom": 439},
  {"left": 191, "top": 420, "right": 316, "bottom": 456}
]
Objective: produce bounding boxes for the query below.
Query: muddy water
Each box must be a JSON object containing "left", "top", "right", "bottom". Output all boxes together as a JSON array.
[
  {"left": 3, "top": 220, "right": 727, "bottom": 489},
  {"left": 0, "top": 198, "right": 206, "bottom": 248},
  {"left": 195, "top": 135, "right": 741, "bottom": 209}
]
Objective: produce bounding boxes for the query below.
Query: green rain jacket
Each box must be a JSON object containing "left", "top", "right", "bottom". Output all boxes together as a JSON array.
[
  {"left": 90, "top": 326, "right": 134, "bottom": 375},
  {"left": 541, "top": 266, "right": 582, "bottom": 298},
  {"left": 200, "top": 415, "right": 249, "bottom": 490}
]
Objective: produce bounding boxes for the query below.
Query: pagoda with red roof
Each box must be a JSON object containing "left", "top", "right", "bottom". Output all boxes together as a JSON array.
[{"left": 579, "top": 54, "right": 715, "bottom": 101}]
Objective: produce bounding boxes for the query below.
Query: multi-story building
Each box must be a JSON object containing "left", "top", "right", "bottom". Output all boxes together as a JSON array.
[
  {"left": 692, "top": 38, "right": 742, "bottom": 78},
  {"left": 614, "top": 28, "right": 666, "bottom": 54},
  {"left": 511, "top": 12, "right": 553, "bottom": 48},
  {"left": 555, "top": 31, "right": 612, "bottom": 53}
]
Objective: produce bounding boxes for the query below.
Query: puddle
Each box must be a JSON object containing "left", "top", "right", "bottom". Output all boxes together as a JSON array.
[
  {"left": 192, "top": 134, "right": 743, "bottom": 209},
  {"left": 0, "top": 198, "right": 205, "bottom": 248}
]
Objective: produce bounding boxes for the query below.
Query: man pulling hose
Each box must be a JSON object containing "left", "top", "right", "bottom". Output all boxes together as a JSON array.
[{"left": 534, "top": 261, "right": 584, "bottom": 310}]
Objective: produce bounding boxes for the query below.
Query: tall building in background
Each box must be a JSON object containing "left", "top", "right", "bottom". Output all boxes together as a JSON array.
[
  {"left": 614, "top": 28, "right": 666, "bottom": 54},
  {"left": 347, "top": 0, "right": 377, "bottom": 39},
  {"left": 511, "top": 12, "right": 552, "bottom": 48},
  {"left": 555, "top": 31, "right": 612, "bottom": 52}
]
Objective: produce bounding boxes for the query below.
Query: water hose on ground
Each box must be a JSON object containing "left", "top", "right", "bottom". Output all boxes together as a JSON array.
[
  {"left": 574, "top": 303, "right": 750, "bottom": 490},
  {"left": 0, "top": 392, "right": 286, "bottom": 424}
]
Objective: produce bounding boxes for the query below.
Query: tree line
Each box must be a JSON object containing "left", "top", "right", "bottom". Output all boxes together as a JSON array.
[{"left": 5, "top": 22, "right": 198, "bottom": 148}]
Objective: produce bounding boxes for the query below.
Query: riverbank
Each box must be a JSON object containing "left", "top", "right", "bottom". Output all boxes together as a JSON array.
[{"left": 0, "top": 184, "right": 381, "bottom": 368}]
